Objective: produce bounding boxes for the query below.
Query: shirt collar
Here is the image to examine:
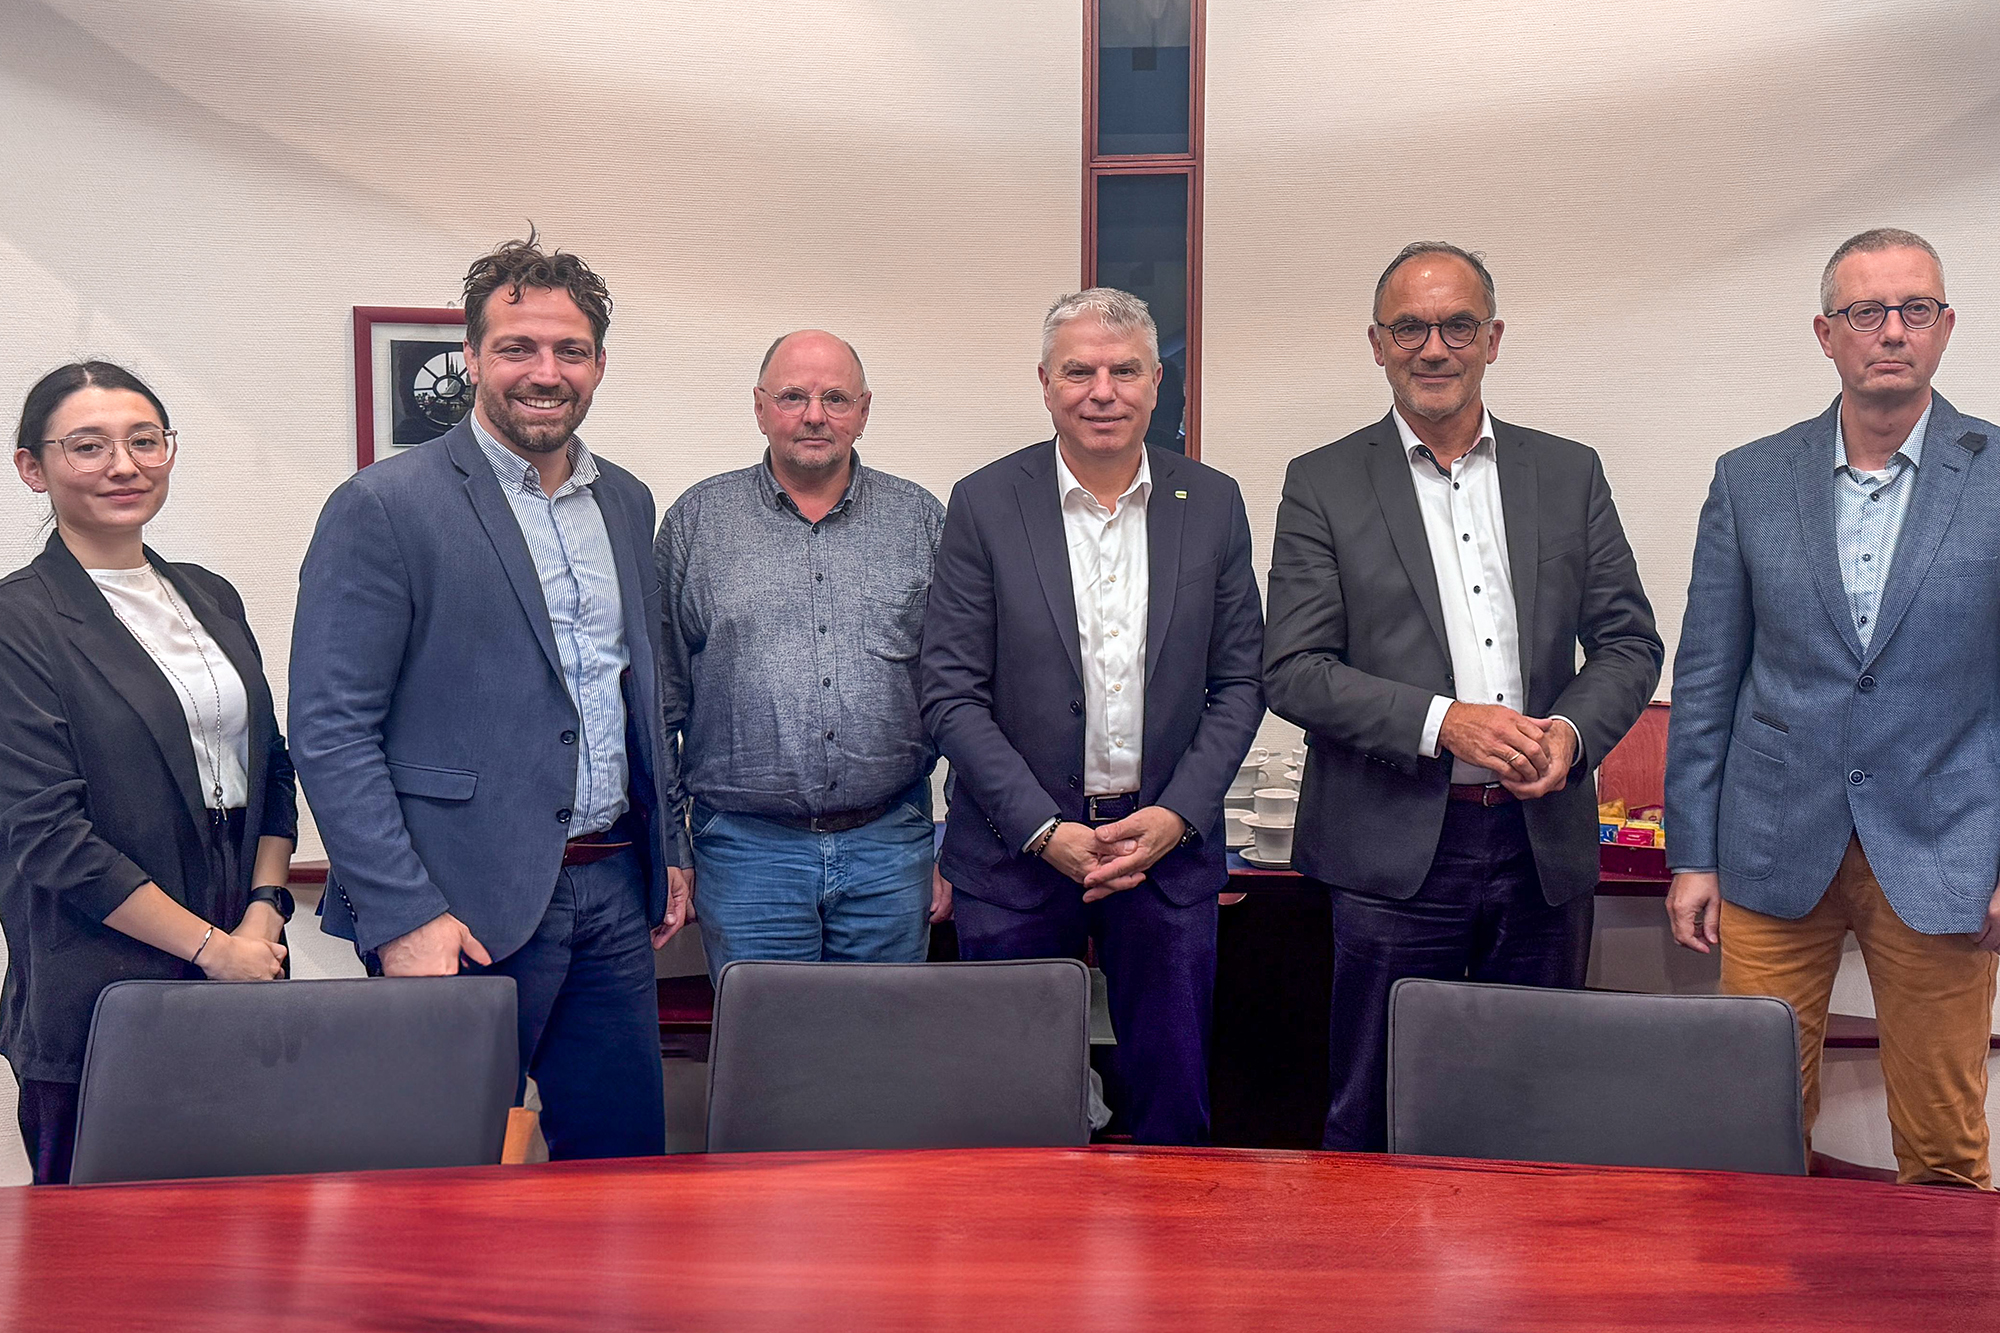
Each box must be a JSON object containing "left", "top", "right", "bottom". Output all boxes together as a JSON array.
[
  {"left": 1835, "top": 399, "right": 1932, "bottom": 477},
  {"left": 758, "top": 448, "right": 867, "bottom": 520},
  {"left": 1055, "top": 444, "right": 1152, "bottom": 514},
  {"left": 469, "top": 411, "right": 598, "bottom": 496},
  {"left": 1392, "top": 407, "right": 1497, "bottom": 474}
]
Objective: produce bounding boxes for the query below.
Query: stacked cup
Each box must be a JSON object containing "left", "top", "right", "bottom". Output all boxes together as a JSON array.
[
  {"left": 1224, "top": 748, "right": 1267, "bottom": 848},
  {"left": 1242, "top": 784, "right": 1297, "bottom": 866}
]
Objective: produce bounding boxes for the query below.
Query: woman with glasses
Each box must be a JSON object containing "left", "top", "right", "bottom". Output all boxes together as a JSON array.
[{"left": 0, "top": 362, "right": 297, "bottom": 1184}]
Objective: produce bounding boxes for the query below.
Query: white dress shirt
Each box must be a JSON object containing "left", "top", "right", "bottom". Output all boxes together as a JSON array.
[
  {"left": 1057, "top": 445, "right": 1151, "bottom": 796},
  {"left": 1395, "top": 409, "right": 1578, "bottom": 784},
  {"left": 89, "top": 564, "right": 252, "bottom": 808}
]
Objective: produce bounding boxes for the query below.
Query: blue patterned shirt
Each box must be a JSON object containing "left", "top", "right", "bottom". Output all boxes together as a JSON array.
[
  {"left": 1834, "top": 400, "right": 1931, "bottom": 651},
  {"left": 470, "top": 414, "right": 630, "bottom": 834}
]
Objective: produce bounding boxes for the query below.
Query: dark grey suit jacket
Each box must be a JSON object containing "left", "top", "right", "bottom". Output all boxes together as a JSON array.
[
  {"left": 921, "top": 442, "right": 1265, "bottom": 912},
  {"left": 0, "top": 535, "right": 296, "bottom": 1081},
  {"left": 1264, "top": 412, "right": 1661, "bottom": 904},
  {"left": 290, "top": 422, "right": 681, "bottom": 960}
]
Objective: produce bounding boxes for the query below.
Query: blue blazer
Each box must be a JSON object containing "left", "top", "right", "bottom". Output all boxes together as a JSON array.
[
  {"left": 920, "top": 442, "right": 1265, "bottom": 911},
  {"left": 290, "top": 422, "right": 681, "bottom": 959},
  {"left": 1666, "top": 394, "right": 2000, "bottom": 933}
]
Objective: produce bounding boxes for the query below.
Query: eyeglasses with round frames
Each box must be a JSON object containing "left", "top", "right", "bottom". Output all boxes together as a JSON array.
[
  {"left": 42, "top": 428, "right": 179, "bottom": 473},
  {"left": 1828, "top": 299, "right": 1949, "bottom": 333},
  {"left": 756, "top": 386, "right": 867, "bottom": 419},
  {"left": 1376, "top": 317, "right": 1492, "bottom": 351}
]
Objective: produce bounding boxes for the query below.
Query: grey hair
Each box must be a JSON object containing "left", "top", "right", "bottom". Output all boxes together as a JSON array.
[
  {"left": 1040, "top": 288, "right": 1160, "bottom": 365},
  {"left": 1820, "top": 228, "right": 1944, "bottom": 314},
  {"left": 1372, "top": 242, "right": 1497, "bottom": 321},
  {"left": 758, "top": 330, "right": 868, "bottom": 389}
]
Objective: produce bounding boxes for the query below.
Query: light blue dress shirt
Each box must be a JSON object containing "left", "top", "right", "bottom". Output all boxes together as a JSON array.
[
  {"left": 470, "top": 414, "right": 630, "bottom": 835},
  {"left": 1834, "top": 400, "right": 1932, "bottom": 651}
]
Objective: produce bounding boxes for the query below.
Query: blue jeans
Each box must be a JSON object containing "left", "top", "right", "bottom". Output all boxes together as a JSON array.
[
  {"left": 692, "top": 780, "right": 934, "bottom": 985},
  {"left": 467, "top": 843, "right": 666, "bottom": 1161}
]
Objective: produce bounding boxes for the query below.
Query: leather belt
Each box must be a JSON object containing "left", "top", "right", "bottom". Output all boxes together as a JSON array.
[
  {"left": 1082, "top": 792, "right": 1141, "bottom": 823},
  {"left": 766, "top": 800, "right": 896, "bottom": 835},
  {"left": 563, "top": 830, "right": 634, "bottom": 866},
  {"left": 1447, "top": 783, "right": 1517, "bottom": 807}
]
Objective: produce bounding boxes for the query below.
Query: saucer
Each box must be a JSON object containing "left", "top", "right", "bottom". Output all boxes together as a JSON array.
[
  {"left": 1238, "top": 811, "right": 1295, "bottom": 830},
  {"left": 1239, "top": 849, "right": 1292, "bottom": 869}
]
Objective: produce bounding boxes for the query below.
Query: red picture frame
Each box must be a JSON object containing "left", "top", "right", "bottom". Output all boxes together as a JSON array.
[{"left": 352, "top": 306, "right": 468, "bottom": 468}]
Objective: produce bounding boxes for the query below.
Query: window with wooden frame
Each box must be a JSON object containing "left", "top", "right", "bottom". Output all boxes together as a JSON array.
[{"left": 1083, "top": 0, "right": 1204, "bottom": 457}]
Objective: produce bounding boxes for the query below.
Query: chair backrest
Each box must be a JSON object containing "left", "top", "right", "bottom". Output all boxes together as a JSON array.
[
  {"left": 70, "top": 976, "right": 518, "bottom": 1184},
  {"left": 1387, "top": 979, "right": 1805, "bottom": 1175},
  {"left": 706, "top": 959, "right": 1092, "bottom": 1152}
]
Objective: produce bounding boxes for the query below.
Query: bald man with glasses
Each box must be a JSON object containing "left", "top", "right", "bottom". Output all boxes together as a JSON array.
[
  {"left": 1265, "top": 241, "right": 1662, "bottom": 1153},
  {"left": 656, "top": 331, "right": 949, "bottom": 983}
]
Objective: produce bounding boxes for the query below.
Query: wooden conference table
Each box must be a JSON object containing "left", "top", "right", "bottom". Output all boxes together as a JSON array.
[{"left": 3, "top": 1146, "right": 1994, "bottom": 1330}]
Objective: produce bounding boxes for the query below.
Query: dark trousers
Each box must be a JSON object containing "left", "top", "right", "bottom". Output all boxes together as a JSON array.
[
  {"left": 13, "top": 1074, "right": 79, "bottom": 1185},
  {"left": 1321, "top": 800, "right": 1593, "bottom": 1152},
  {"left": 468, "top": 843, "right": 665, "bottom": 1160},
  {"left": 953, "top": 879, "right": 1218, "bottom": 1146}
]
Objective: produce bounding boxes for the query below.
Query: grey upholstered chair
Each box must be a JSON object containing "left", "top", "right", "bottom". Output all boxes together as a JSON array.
[
  {"left": 70, "top": 976, "right": 519, "bottom": 1184},
  {"left": 1387, "top": 978, "right": 1805, "bottom": 1175},
  {"left": 705, "top": 959, "right": 1093, "bottom": 1152}
]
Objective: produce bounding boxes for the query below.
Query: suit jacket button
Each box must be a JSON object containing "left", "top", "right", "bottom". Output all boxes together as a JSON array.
[
  {"left": 1068, "top": 775, "right": 1081, "bottom": 789},
  {"left": 1071, "top": 699, "right": 1082, "bottom": 715},
  {"left": 557, "top": 807, "right": 573, "bottom": 822},
  {"left": 1857, "top": 675, "right": 1876, "bottom": 693},
  {"left": 1847, "top": 770, "right": 1865, "bottom": 786},
  {"left": 561, "top": 730, "right": 577, "bottom": 744}
]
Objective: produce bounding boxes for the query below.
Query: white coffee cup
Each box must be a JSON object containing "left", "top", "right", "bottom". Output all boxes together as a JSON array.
[
  {"left": 1249, "top": 816, "right": 1293, "bottom": 863},
  {"left": 1253, "top": 787, "right": 1299, "bottom": 820},
  {"left": 1224, "top": 808, "right": 1253, "bottom": 847}
]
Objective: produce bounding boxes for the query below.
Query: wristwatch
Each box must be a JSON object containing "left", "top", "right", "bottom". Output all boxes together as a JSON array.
[{"left": 248, "top": 885, "right": 296, "bottom": 922}]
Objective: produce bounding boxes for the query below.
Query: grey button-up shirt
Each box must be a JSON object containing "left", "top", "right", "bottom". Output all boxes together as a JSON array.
[
  {"left": 1834, "top": 399, "right": 1932, "bottom": 651},
  {"left": 657, "top": 453, "right": 944, "bottom": 820},
  {"left": 470, "top": 414, "right": 630, "bottom": 835}
]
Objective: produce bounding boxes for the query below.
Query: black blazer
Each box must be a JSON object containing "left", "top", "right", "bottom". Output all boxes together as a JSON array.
[
  {"left": 1264, "top": 412, "right": 1661, "bottom": 905},
  {"left": 921, "top": 442, "right": 1266, "bottom": 911},
  {"left": 0, "top": 534, "right": 297, "bottom": 1082}
]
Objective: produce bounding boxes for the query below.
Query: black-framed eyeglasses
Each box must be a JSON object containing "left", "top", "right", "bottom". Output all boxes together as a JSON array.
[
  {"left": 1376, "top": 317, "right": 1492, "bottom": 350},
  {"left": 756, "top": 386, "right": 867, "bottom": 419},
  {"left": 41, "top": 428, "right": 179, "bottom": 472},
  {"left": 1829, "top": 299, "right": 1949, "bottom": 333}
]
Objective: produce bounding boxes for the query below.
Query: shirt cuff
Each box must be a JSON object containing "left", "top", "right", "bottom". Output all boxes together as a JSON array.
[
  {"left": 1550, "top": 715, "right": 1585, "bottom": 770},
  {"left": 1420, "top": 695, "right": 1454, "bottom": 760},
  {"left": 1022, "top": 816, "right": 1059, "bottom": 856}
]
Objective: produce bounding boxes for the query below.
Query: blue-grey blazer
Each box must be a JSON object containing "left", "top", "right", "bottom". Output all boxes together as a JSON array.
[
  {"left": 290, "top": 421, "right": 682, "bottom": 959},
  {"left": 1666, "top": 394, "right": 2000, "bottom": 933}
]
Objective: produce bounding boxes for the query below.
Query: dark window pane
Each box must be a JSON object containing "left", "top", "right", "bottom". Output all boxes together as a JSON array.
[
  {"left": 1097, "top": 0, "right": 1191, "bottom": 156},
  {"left": 1095, "top": 172, "right": 1188, "bottom": 453}
]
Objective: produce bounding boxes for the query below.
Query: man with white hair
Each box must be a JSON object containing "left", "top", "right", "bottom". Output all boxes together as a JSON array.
[{"left": 920, "top": 289, "right": 1265, "bottom": 1145}]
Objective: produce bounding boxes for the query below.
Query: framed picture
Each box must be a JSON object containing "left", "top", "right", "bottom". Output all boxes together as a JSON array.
[{"left": 352, "top": 306, "right": 473, "bottom": 468}]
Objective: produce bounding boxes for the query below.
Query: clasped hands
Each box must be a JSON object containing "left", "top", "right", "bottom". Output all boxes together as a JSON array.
[
  {"left": 1039, "top": 806, "right": 1186, "bottom": 903},
  {"left": 1438, "top": 701, "right": 1577, "bottom": 798}
]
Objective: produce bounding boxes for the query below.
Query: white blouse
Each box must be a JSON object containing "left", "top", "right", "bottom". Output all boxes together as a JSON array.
[{"left": 87, "top": 565, "right": 251, "bottom": 809}]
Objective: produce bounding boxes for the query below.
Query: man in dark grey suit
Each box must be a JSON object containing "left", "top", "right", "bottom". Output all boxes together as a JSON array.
[
  {"left": 1265, "top": 243, "right": 1661, "bottom": 1152},
  {"left": 921, "top": 289, "right": 1264, "bottom": 1145},
  {"left": 292, "top": 236, "right": 689, "bottom": 1160}
]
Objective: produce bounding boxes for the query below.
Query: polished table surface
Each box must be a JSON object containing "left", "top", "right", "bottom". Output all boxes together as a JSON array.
[{"left": 3, "top": 1146, "right": 1996, "bottom": 1331}]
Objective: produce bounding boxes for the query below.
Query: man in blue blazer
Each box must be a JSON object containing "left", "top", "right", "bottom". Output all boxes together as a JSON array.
[
  {"left": 1667, "top": 228, "right": 2000, "bottom": 1187},
  {"left": 921, "top": 289, "right": 1265, "bottom": 1145},
  {"left": 292, "top": 238, "right": 689, "bottom": 1159}
]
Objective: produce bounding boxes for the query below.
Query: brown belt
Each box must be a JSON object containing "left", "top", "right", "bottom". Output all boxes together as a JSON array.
[
  {"left": 1447, "top": 783, "right": 1516, "bottom": 807},
  {"left": 563, "top": 830, "right": 634, "bottom": 866}
]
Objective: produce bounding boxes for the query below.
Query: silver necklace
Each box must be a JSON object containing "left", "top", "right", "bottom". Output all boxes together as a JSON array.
[{"left": 106, "top": 569, "right": 230, "bottom": 820}]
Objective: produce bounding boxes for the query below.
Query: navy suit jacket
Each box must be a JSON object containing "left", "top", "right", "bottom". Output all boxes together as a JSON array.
[
  {"left": 1667, "top": 394, "right": 2000, "bottom": 934},
  {"left": 290, "top": 421, "right": 681, "bottom": 959},
  {"left": 920, "top": 442, "right": 1265, "bottom": 911}
]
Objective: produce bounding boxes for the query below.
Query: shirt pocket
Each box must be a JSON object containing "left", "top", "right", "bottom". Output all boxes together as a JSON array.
[{"left": 859, "top": 576, "right": 928, "bottom": 663}]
